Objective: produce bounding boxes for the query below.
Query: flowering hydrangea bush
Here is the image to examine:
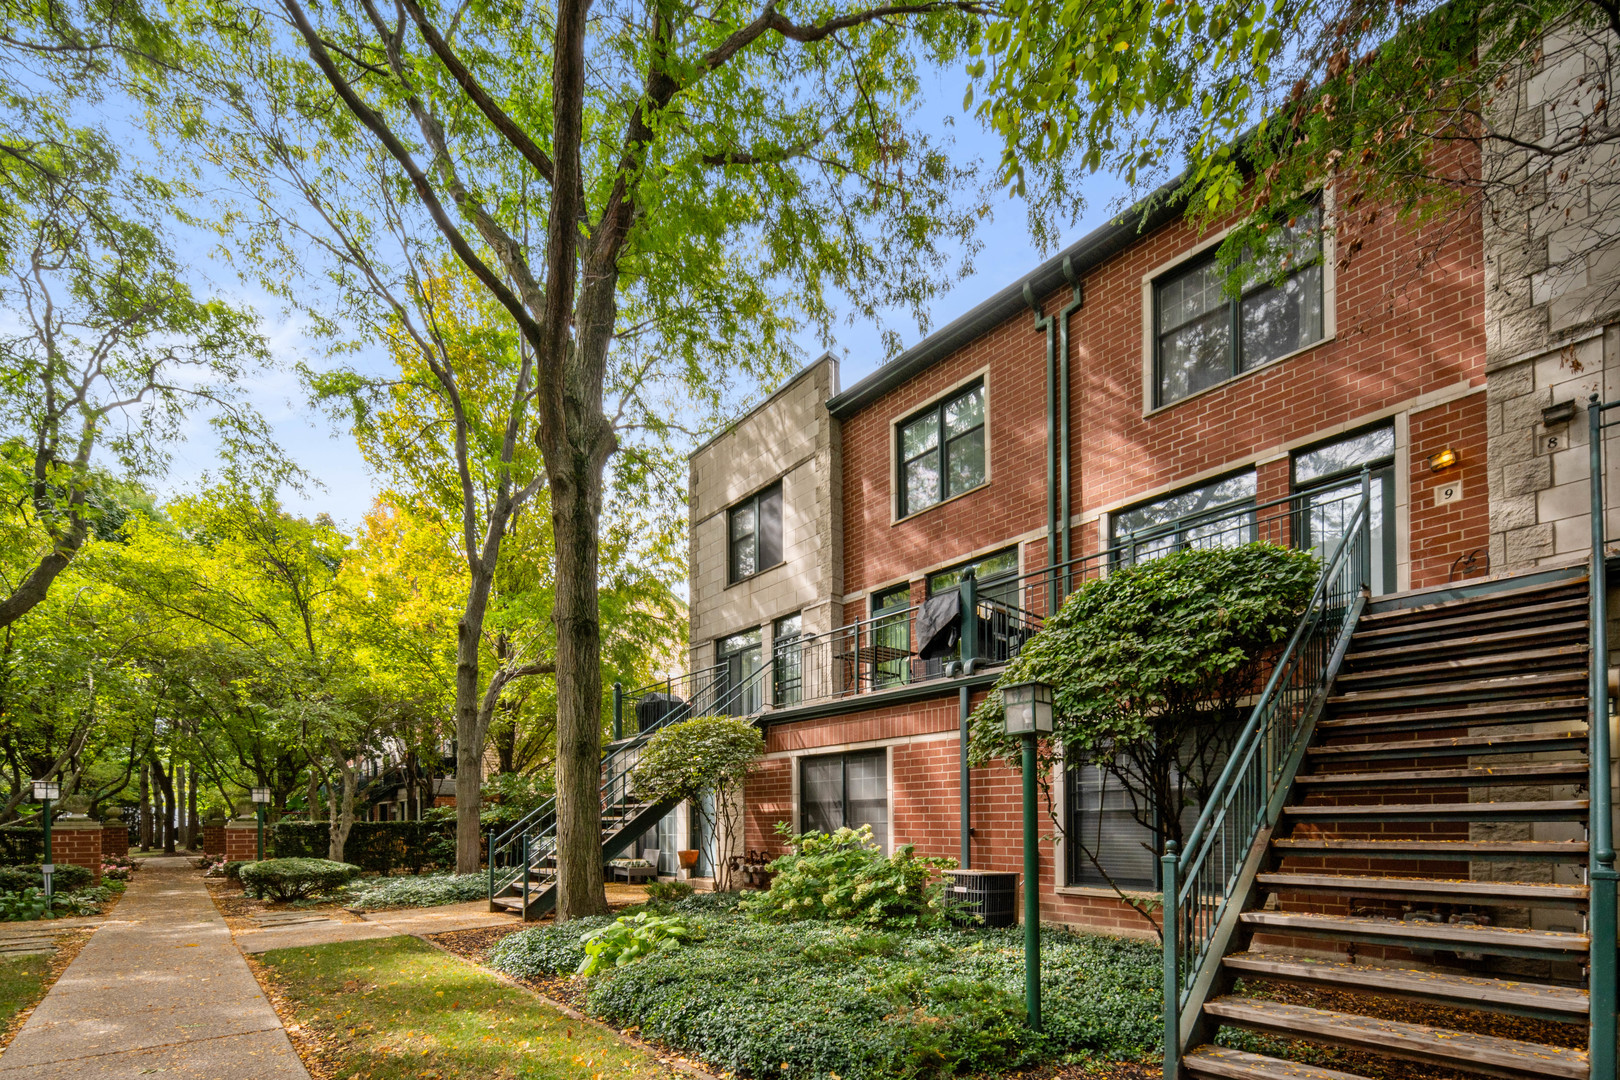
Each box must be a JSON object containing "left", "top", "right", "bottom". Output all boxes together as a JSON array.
[{"left": 741, "top": 824, "right": 957, "bottom": 930}]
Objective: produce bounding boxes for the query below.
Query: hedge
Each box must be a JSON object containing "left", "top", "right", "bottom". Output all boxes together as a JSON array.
[
  {"left": 0, "top": 827, "right": 45, "bottom": 864},
  {"left": 0, "top": 864, "right": 91, "bottom": 893},
  {"left": 239, "top": 858, "right": 362, "bottom": 901},
  {"left": 270, "top": 821, "right": 465, "bottom": 875}
]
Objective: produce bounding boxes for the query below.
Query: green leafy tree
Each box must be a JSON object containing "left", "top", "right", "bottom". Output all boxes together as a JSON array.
[
  {"left": 969, "top": 543, "right": 1318, "bottom": 934},
  {"left": 162, "top": 0, "right": 992, "bottom": 918},
  {"left": 972, "top": 0, "right": 1614, "bottom": 304},
  {"left": 632, "top": 715, "right": 764, "bottom": 888}
]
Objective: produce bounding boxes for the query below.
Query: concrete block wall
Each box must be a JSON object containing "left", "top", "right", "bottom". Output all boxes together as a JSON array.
[{"left": 689, "top": 355, "right": 843, "bottom": 671}]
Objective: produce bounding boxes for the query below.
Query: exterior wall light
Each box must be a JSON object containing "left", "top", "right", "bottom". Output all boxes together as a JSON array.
[
  {"left": 1001, "top": 680, "right": 1054, "bottom": 736},
  {"left": 1542, "top": 400, "right": 1578, "bottom": 428},
  {"left": 251, "top": 787, "right": 272, "bottom": 860},
  {"left": 32, "top": 781, "right": 58, "bottom": 896},
  {"left": 31, "top": 780, "right": 59, "bottom": 802},
  {"left": 1427, "top": 447, "right": 1459, "bottom": 472}
]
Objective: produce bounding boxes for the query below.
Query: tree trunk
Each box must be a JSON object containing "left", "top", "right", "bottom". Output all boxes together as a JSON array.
[
  {"left": 187, "top": 769, "right": 198, "bottom": 849},
  {"left": 305, "top": 772, "right": 322, "bottom": 821},
  {"left": 326, "top": 759, "right": 357, "bottom": 862},
  {"left": 551, "top": 461, "right": 609, "bottom": 920},
  {"left": 174, "top": 765, "right": 187, "bottom": 849},
  {"left": 453, "top": 566, "right": 497, "bottom": 874},
  {"left": 153, "top": 758, "right": 175, "bottom": 855},
  {"left": 138, "top": 764, "right": 151, "bottom": 852}
]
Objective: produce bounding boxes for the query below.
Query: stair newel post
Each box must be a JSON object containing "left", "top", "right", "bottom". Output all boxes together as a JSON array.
[
  {"left": 487, "top": 829, "right": 495, "bottom": 904},
  {"left": 1357, "top": 466, "right": 1373, "bottom": 593},
  {"left": 1587, "top": 393, "right": 1617, "bottom": 1080},
  {"left": 612, "top": 682, "right": 624, "bottom": 741},
  {"left": 961, "top": 568, "right": 979, "bottom": 673},
  {"left": 1161, "top": 840, "right": 1180, "bottom": 1080},
  {"left": 521, "top": 833, "right": 530, "bottom": 919}
]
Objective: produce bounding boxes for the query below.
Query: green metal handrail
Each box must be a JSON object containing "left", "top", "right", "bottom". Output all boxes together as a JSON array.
[
  {"left": 1160, "top": 474, "right": 1372, "bottom": 1079},
  {"left": 1586, "top": 395, "right": 1617, "bottom": 1080}
]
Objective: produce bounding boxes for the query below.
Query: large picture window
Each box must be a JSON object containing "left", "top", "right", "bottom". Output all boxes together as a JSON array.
[
  {"left": 801, "top": 749, "right": 888, "bottom": 850},
  {"left": 728, "top": 482, "right": 783, "bottom": 584},
  {"left": 1110, "top": 472, "right": 1257, "bottom": 564},
  {"left": 1154, "top": 208, "right": 1325, "bottom": 407},
  {"left": 898, "top": 381, "right": 986, "bottom": 517}
]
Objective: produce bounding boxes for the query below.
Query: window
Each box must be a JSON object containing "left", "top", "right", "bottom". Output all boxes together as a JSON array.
[
  {"left": 925, "top": 548, "right": 1020, "bottom": 671},
  {"left": 1065, "top": 759, "right": 1203, "bottom": 890},
  {"left": 716, "top": 628, "right": 763, "bottom": 716},
  {"left": 801, "top": 749, "right": 888, "bottom": 850},
  {"left": 1111, "top": 471, "right": 1257, "bottom": 564},
  {"left": 898, "top": 381, "right": 986, "bottom": 517},
  {"left": 728, "top": 482, "right": 783, "bottom": 584},
  {"left": 1292, "top": 424, "right": 1397, "bottom": 595},
  {"left": 1154, "top": 208, "right": 1325, "bottom": 407},
  {"left": 870, "top": 585, "right": 912, "bottom": 688},
  {"left": 772, "top": 613, "right": 803, "bottom": 707}
]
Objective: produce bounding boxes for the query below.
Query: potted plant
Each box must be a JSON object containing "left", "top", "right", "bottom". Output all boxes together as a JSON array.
[{"left": 677, "top": 849, "right": 700, "bottom": 872}]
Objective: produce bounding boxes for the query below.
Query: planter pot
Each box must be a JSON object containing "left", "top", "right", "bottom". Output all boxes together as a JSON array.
[{"left": 677, "top": 849, "right": 699, "bottom": 870}]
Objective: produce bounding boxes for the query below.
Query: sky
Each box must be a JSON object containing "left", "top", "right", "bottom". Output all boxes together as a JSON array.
[{"left": 147, "top": 62, "right": 1130, "bottom": 531}]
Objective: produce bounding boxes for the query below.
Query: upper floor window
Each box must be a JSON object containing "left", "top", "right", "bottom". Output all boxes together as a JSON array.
[
  {"left": 898, "top": 381, "right": 985, "bottom": 517},
  {"left": 1153, "top": 207, "right": 1324, "bottom": 407},
  {"left": 728, "top": 481, "right": 783, "bottom": 584},
  {"left": 1111, "top": 471, "right": 1257, "bottom": 563}
]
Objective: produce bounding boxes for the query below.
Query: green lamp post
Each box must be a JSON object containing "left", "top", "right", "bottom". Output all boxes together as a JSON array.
[
  {"left": 251, "top": 787, "right": 272, "bottom": 860},
  {"left": 1001, "top": 679, "right": 1053, "bottom": 1031},
  {"left": 32, "top": 780, "right": 59, "bottom": 898}
]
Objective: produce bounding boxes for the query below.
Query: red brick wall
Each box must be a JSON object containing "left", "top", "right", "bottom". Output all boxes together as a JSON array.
[
  {"left": 49, "top": 823, "right": 101, "bottom": 886},
  {"left": 100, "top": 823, "right": 129, "bottom": 859},
  {"left": 839, "top": 169, "right": 1487, "bottom": 598},
  {"left": 1408, "top": 394, "right": 1491, "bottom": 587},
  {"left": 225, "top": 824, "right": 262, "bottom": 862},
  {"left": 203, "top": 822, "right": 226, "bottom": 857},
  {"left": 747, "top": 692, "right": 1163, "bottom": 938}
]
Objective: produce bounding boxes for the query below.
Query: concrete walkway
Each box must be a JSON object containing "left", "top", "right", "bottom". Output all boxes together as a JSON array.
[
  {"left": 0, "top": 856, "right": 309, "bottom": 1079},
  {"left": 234, "top": 900, "right": 517, "bottom": 954}
]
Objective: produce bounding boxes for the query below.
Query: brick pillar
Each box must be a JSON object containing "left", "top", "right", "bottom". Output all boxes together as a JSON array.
[
  {"left": 49, "top": 819, "right": 103, "bottom": 886},
  {"left": 224, "top": 820, "right": 262, "bottom": 862},
  {"left": 202, "top": 817, "right": 227, "bottom": 857},
  {"left": 100, "top": 819, "right": 129, "bottom": 859}
]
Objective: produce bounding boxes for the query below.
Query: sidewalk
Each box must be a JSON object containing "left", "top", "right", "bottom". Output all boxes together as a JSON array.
[{"left": 0, "top": 856, "right": 309, "bottom": 1079}]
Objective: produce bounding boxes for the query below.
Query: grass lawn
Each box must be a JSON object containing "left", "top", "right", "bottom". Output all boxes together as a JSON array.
[
  {"left": 256, "top": 936, "right": 684, "bottom": 1080},
  {"left": 0, "top": 954, "right": 51, "bottom": 1034}
]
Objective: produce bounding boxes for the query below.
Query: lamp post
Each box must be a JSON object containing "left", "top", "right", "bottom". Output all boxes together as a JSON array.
[
  {"left": 251, "top": 787, "right": 272, "bottom": 861},
  {"left": 1001, "top": 680, "right": 1053, "bottom": 1031},
  {"left": 31, "top": 780, "right": 59, "bottom": 897}
]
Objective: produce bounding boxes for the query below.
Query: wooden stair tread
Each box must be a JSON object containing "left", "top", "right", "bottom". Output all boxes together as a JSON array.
[
  {"left": 1327, "top": 671, "right": 1586, "bottom": 706},
  {"left": 1295, "top": 762, "right": 1588, "bottom": 786},
  {"left": 1239, "top": 912, "right": 1589, "bottom": 953},
  {"left": 1271, "top": 838, "right": 1589, "bottom": 859},
  {"left": 1183, "top": 1045, "right": 1375, "bottom": 1080},
  {"left": 1334, "top": 645, "right": 1588, "bottom": 685},
  {"left": 1308, "top": 729, "right": 1588, "bottom": 758},
  {"left": 1358, "top": 579, "right": 1587, "bottom": 624},
  {"left": 1222, "top": 952, "right": 1589, "bottom": 1017},
  {"left": 1254, "top": 872, "right": 1589, "bottom": 904},
  {"left": 1203, "top": 996, "right": 1589, "bottom": 1079},
  {"left": 1284, "top": 799, "right": 1589, "bottom": 819},
  {"left": 1352, "top": 597, "right": 1589, "bottom": 642},
  {"left": 1317, "top": 696, "right": 1588, "bottom": 732},
  {"left": 1345, "top": 621, "right": 1587, "bottom": 663}
]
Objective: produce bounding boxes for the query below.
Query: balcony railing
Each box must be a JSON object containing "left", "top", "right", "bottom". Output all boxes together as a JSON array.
[{"left": 618, "top": 486, "right": 1363, "bottom": 730}]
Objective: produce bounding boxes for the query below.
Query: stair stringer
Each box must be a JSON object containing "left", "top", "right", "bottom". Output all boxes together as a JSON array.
[{"left": 1171, "top": 589, "right": 1368, "bottom": 1068}]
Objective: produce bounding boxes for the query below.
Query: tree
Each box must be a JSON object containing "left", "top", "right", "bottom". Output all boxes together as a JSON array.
[
  {"left": 973, "top": 0, "right": 1617, "bottom": 314},
  {"left": 968, "top": 543, "right": 1317, "bottom": 936},
  {"left": 163, "top": 0, "right": 987, "bottom": 916},
  {"left": 631, "top": 714, "right": 765, "bottom": 889}
]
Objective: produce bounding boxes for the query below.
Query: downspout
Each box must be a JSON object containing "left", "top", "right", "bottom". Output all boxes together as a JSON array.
[
  {"left": 1024, "top": 284, "right": 1058, "bottom": 573},
  {"left": 1056, "top": 258, "right": 1085, "bottom": 596}
]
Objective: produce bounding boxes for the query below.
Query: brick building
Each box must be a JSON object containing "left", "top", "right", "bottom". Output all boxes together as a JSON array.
[{"left": 663, "top": 170, "right": 1507, "bottom": 935}]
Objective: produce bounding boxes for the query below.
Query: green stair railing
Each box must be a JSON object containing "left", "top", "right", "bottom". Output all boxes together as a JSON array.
[
  {"left": 487, "top": 658, "right": 774, "bottom": 908},
  {"left": 1586, "top": 395, "right": 1617, "bottom": 1080},
  {"left": 1160, "top": 474, "right": 1372, "bottom": 1079}
]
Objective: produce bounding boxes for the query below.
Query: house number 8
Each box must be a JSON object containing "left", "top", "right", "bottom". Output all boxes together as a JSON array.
[{"left": 1547, "top": 435, "right": 1560, "bottom": 450}]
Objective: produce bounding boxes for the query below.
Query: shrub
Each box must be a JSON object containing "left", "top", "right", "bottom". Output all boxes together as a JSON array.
[
  {"left": 0, "top": 889, "right": 54, "bottom": 921},
  {"left": 0, "top": 864, "right": 92, "bottom": 893},
  {"left": 238, "top": 858, "right": 361, "bottom": 901},
  {"left": 577, "top": 912, "right": 694, "bottom": 976},
  {"left": 224, "top": 860, "right": 250, "bottom": 882},
  {"left": 743, "top": 824, "right": 956, "bottom": 929},
  {"left": 342, "top": 873, "right": 487, "bottom": 909},
  {"left": 270, "top": 821, "right": 458, "bottom": 875},
  {"left": 488, "top": 915, "right": 619, "bottom": 979},
  {"left": 643, "top": 880, "right": 694, "bottom": 903}
]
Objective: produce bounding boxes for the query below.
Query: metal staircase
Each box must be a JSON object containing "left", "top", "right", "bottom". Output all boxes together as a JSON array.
[
  {"left": 1163, "top": 403, "right": 1619, "bottom": 1080},
  {"left": 486, "top": 660, "right": 772, "bottom": 919}
]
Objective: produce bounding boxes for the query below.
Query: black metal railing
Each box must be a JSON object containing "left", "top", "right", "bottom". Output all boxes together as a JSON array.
[{"left": 1584, "top": 395, "right": 1618, "bottom": 1080}]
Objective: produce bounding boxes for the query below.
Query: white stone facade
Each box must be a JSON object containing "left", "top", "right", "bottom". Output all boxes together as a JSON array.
[{"left": 688, "top": 355, "right": 843, "bottom": 672}]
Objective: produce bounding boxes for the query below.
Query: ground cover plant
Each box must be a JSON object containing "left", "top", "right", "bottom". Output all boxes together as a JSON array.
[
  {"left": 257, "top": 936, "right": 678, "bottom": 1080},
  {"left": 238, "top": 858, "right": 360, "bottom": 901},
  {"left": 340, "top": 873, "right": 488, "bottom": 910},
  {"left": 488, "top": 902, "right": 1161, "bottom": 1079}
]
